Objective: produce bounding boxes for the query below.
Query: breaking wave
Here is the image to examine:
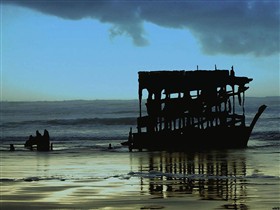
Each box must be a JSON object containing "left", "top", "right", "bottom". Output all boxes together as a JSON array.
[{"left": 2, "top": 117, "right": 137, "bottom": 128}]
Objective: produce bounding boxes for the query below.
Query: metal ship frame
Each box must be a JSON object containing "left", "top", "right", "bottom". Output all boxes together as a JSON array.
[{"left": 124, "top": 67, "right": 266, "bottom": 151}]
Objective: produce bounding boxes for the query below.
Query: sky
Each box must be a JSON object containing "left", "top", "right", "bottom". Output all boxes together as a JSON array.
[{"left": 1, "top": 0, "right": 279, "bottom": 101}]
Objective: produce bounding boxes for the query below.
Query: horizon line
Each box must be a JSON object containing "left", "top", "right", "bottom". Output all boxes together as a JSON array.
[{"left": 1, "top": 96, "right": 280, "bottom": 103}]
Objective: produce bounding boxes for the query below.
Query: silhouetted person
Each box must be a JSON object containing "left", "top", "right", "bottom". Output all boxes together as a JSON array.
[
  {"left": 43, "top": 129, "right": 50, "bottom": 141},
  {"left": 38, "top": 129, "right": 50, "bottom": 151},
  {"left": 36, "top": 130, "right": 42, "bottom": 138},
  {"left": 10, "top": 144, "right": 15, "bottom": 151},
  {"left": 44, "top": 129, "right": 50, "bottom": 150},
  {"left": 108, "top": 143, "right": 112, "bottom": 149},
  {"left": 24, "top": 135, "right": 34, "bottom": 149}
]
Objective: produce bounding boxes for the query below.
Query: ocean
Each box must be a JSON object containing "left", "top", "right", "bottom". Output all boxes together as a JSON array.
[{"left": 1, "top": 97, "right": 279, "bottom": 210}]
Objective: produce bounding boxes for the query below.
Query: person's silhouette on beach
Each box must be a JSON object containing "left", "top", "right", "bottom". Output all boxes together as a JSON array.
[
  {"left": 10, "top": 144, "right": 15, "bottom": 151},
  {"left": 43, "top": 129, "right": 50, "bottom": 141},
  {"left": 36, "top": 130, "right": 42, "bottom": 138}
]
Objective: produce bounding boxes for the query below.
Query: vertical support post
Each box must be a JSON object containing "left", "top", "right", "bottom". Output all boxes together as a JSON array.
[
  {"left": 230, "top": 66, "right": 235, "bottom": 126},
  {"left": 139, "top": 88, "right": 142, "bottom": 118},
  {"left": 138, "top": 86, "right": 142, "bottom": 133}
]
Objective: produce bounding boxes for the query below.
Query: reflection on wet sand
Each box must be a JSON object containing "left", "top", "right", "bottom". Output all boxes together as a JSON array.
[{"left": 132, "top": 150, "right": 248, "bottom": 210}]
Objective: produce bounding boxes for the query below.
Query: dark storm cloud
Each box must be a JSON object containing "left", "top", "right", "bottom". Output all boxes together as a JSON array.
[{"left": 3, "top": 0, "right": 279, "bottom": 56}]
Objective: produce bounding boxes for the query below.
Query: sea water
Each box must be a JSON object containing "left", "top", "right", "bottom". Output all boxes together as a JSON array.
[
  {"left": 1, "top": 97, "right": 279, "bottom": 210},
  {"left": 1, "top": 100, "right": 139, "bottom": 150}
]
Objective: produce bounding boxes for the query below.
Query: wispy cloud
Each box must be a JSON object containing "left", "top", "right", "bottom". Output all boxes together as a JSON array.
[{"left": 3, "top": 0, "right": 279, "bottom": 56}]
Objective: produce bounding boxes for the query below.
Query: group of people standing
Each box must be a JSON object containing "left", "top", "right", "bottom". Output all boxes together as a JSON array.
[
  {"left": 10, "top": 129, "right": 52, "bottom": 151},
  {"left": 24, "top": 129, "right": 52, "bottom": 151}
]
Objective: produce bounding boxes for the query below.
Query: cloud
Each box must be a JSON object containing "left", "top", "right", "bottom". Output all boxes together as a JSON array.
[{"left": 2, "top": 0, "right": 279, "bottom": 56}]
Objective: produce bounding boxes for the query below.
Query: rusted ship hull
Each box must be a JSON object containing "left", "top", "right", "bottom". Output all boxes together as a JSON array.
[
  {"left": 129, "top": 126, "right": 251, "bottom": 151},
  {"left": 125, "top": 68, "right": 267, "bottom": 152}
]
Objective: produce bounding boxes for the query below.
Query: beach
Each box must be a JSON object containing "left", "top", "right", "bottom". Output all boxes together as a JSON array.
[
  {"left": 1, "top": 145, "right": 279, "bottom": 210},
  {"left": 2, "top": 1, "right": 279, "bottom": 209},
  {"left": 1, "top": 98, "right": 279, "bottom": 209}
]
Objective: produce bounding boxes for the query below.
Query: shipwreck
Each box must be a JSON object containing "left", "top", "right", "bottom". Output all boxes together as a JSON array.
[{"left": 124, "top": 66, "right": 266, "bottom": 151}]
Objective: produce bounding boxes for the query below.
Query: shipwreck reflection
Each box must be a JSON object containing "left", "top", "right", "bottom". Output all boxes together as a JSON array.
[{"left": 131, "top": 150, "right": 248, "bottom": 209}]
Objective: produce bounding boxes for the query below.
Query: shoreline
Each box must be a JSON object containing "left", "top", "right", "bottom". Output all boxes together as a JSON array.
[{"left": 1, "top": 149, "right": 279, "bottom": 210}]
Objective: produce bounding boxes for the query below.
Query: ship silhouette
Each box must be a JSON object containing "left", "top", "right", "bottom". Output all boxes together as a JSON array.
[{"left": 123, "top": 66, "right": 266, "bottom": 151}]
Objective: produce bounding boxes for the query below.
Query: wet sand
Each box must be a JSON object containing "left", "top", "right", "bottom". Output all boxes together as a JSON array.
[{"left": 1, "top": 147, "right": 279, "bottom": 210}]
